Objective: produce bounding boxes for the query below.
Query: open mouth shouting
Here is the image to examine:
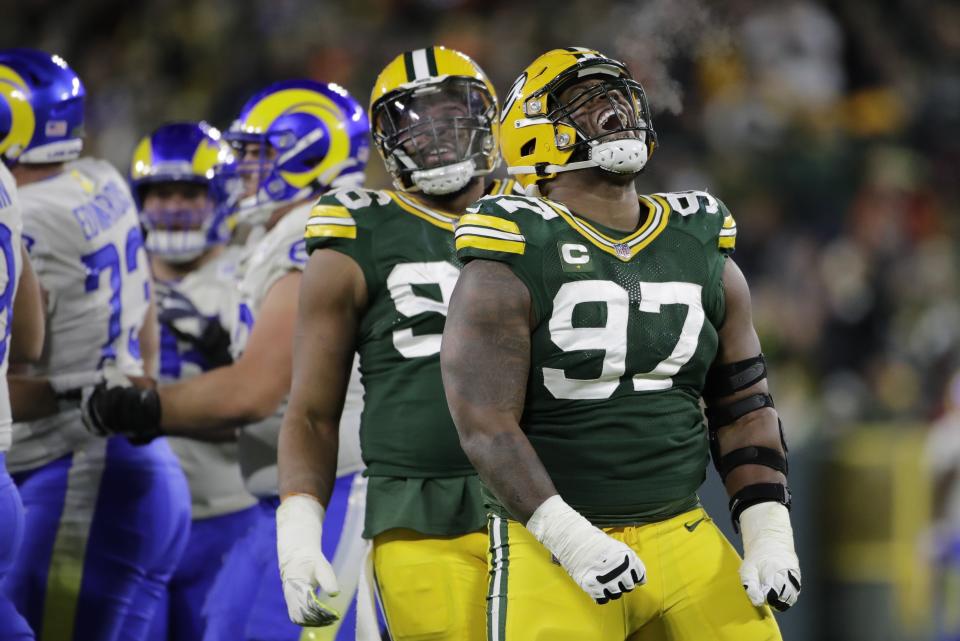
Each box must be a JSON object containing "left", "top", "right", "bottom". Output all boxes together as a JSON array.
[{"left": 597, "top": 106, "right": 625, "bottom": 132}]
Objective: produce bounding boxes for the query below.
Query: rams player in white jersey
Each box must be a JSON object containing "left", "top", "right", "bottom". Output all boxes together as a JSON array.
[
  {"left": 127, "top": 121, "right": 262, "bottom": 641},
  {"left": 0, "top": 48, "right": 191, "bottom": 641},
  {"left": 86, "top": 80, "right": 372, "bottom": 641},
  {"left": 0, "top": 158, "right": 44, "bottom": 641}
]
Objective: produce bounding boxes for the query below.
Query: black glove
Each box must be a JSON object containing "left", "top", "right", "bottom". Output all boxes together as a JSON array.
[
  {"left": 82, "top": 383, "right": 163, "bottom": 445},
  {"left": 171, "top": 318, "right": 234, "bottom": 369}
]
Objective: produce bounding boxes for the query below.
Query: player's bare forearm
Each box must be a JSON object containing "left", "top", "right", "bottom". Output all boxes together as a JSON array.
[
  {"left": 278, "top": 249, "right": 364, "bottom": 505},
  {"left": 10, "top": 246, "right": 45, "bottom": 364},
  {"left": 159, "top": 272, "right": 300, "bottom": 435},
  {"left": 710, "top": 259, "right": 786, "bottom": 497},
  {"left": 8, "top": 376, "right": 58, "bottom": 422},
  {"left": 158, "top": 361, "right": 277, "bottom": 434},
  {"left": 441, "top": 260, "right": 557, "bottom": 523}
]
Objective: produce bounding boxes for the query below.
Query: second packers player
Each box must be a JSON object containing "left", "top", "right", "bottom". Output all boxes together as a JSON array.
[
  {"left": 277, "top": 47, "right": 519, "bottom": 640},
  {"left": 441, "top": 48, "right": 801, "bottom": 640}
]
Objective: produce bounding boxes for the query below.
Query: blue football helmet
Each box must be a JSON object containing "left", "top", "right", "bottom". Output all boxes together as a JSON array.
[
  {"left": 130, "top": 121, "right": 240, "bottom": 263},
  {"left": 0, "top": 48, "right": 85, "bottom": 166},
  {"left": 225, "top": 79, "right": 370, "bottom": 226}
]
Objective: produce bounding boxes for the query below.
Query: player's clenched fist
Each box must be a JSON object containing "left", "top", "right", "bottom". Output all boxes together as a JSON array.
[
  {"left": 276, "top": 494, "right": 341, "bottom": 626},
  {"left": 526, "top": 495, "right": 646, "bottom": 604},
  {"left": 80, "top": 381, "right": 162, "bottom": 444}
]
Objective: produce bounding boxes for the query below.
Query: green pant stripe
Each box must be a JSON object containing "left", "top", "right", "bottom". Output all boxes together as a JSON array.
[{"left": 487, "top": 516, "right": 509, "bottom": 641}]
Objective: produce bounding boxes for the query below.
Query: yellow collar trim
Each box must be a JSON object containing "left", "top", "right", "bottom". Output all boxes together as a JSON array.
[
  {"left": 543, "top": 195, "right": 672, "bottom": 261},
  {"left": 389, "top": 192, "right": 460, "bottom": 232}
]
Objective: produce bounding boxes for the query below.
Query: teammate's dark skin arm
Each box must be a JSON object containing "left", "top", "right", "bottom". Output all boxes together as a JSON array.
[
  {"left": 711, "top": 258, "right": 787, "bottom": 496},
  {"left": 441, "top": 259, "right": 557, "bottom": 523},
  {"left": 277, "top": 249, "right": 365, "bottom": 506}
]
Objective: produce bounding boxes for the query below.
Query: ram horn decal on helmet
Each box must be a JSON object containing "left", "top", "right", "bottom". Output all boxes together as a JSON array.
[
  {"left": 0, "top": 48, "right": 85, "bottom": 166},
  {"left": 225, "top": 80, "right": 370, "bottom": 227}
]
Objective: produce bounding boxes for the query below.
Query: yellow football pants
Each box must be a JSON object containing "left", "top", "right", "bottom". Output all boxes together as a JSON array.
[
  {"left": 373, "top": 528, "right": 487, "bottom": 641},
  {"left": 486, "top": 507, "right": 782, "bottom": 641}
]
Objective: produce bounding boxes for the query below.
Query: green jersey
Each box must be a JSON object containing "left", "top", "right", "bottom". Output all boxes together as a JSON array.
[
  {"left": 304, "top": 180, "right": 519, "bottom": 537},
  {"left": 455, "top": 190, "right": 737, "bottom": 526}
]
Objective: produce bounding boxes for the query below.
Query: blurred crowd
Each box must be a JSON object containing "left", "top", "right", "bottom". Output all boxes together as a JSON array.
[{"left": 4, "top": 0, "right": 958, "bottom": 440}]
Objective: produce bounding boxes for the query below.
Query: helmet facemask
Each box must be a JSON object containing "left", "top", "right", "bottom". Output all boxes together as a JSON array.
[
  {"left": 548, "top": 73, "right": 656, "bottom": 176},
  {"left": 226, "top": 132, "right": 288, "bottom": 227},
  {"left": 373, "top": 77, "right": 497, "bottom": 195},
  {"left": 139, "top": 181, "right": 220, "bottom": 264}
]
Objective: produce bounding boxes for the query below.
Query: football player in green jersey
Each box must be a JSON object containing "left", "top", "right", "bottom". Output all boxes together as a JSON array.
[
  {"left": 276, "top": 46, "right": 520, "bottom": 641},
  {"left": 441, "top": 47, "right": 801, "bottom": 640}
]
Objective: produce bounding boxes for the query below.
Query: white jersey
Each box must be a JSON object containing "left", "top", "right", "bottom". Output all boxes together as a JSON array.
[
  {"left": 9, "top": 158, "right": 151, "bottom": 472},
  {"left": 0, "top": 165, "right": 24, "bottom": 452},
  {"left": 237, "top": 202, "right": 364, "bottom": 496},
  {"left": 156, "top": 248, "right": 258, "bottom": 519}
]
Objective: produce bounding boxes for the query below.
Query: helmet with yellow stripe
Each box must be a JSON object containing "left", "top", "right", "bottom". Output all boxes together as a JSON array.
[
  {"left": 370, "top": 46, "right": 499, "bottom": 195},
  {"left": 500, "top": 47, "right": 657, "bottom": 192},
  {"left": 225, "top": 79, "right": 369, "bottom": 226},
  {"left": 130, "top": 121, "right": 240, "bottom": 262},
  {"left": 0, "top": 48, "right": 85, "bottom": 166}
]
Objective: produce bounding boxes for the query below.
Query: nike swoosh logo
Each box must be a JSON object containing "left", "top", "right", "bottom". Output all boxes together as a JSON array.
[
  {"left": 684, "top": 517, "right": 706, "bottom": 532},
  {"left": 596, "top": 555, "right": 631, "bottom": 584}
]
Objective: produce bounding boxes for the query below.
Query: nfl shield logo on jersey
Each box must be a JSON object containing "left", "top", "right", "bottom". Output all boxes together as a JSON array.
[{"left": 614, "top": 243, "right": 631, "bottom": 259}]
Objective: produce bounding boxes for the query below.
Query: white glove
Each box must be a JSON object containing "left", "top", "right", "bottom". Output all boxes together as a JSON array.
[
  {"left": 526, "top": 495, "right": 646, "bottom": 604},
  {"left": 739, "top": 502, "right": 802, "bottom": 611},
  {"left": 276, "top": 494, "right": 341, "bottom": 626}
]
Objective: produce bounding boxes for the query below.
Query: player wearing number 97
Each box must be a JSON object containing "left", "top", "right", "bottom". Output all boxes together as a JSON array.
[
  {"left": 278, "top": 46, "right": 521, "bottom": 641},
  {"left": 441, "top": 47, "right": 800, "bottom": 640},
  {"left": 0, "top": 48, "right": 192, "bottom": 641}
]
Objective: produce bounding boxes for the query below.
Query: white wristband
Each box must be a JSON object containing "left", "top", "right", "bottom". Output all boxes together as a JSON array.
[
  {"left": 739, "top": 502, "right": 795, "bottom": 551},
  {"left": 49, "top": 370, "right": 104, "bottom": 397},
  {"left": 277, "top": 493, "right": 326, "bottom": 568},
  {"left": 526, "top": 494, "right": 597, "bottom": 559}
]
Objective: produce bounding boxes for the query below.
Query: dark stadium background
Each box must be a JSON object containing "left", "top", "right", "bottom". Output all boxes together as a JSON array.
[{"left": 5, "top": 0, "right": 959, "bottom": 639}]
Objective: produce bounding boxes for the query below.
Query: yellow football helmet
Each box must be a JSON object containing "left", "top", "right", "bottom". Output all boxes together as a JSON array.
[
  {"left": 370, "top": 46, "right": 499, "bottom": 195},
  {"left": 500, "top": 47, "right": 657, "bottom": 191}
]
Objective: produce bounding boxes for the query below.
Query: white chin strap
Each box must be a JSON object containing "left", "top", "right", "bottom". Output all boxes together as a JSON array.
[
  {"left": 411, "top": 159, "right": 475, "bottom": 195},
  {"left": 145, "top": 230, "right": 208, "bottom": 264}
]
